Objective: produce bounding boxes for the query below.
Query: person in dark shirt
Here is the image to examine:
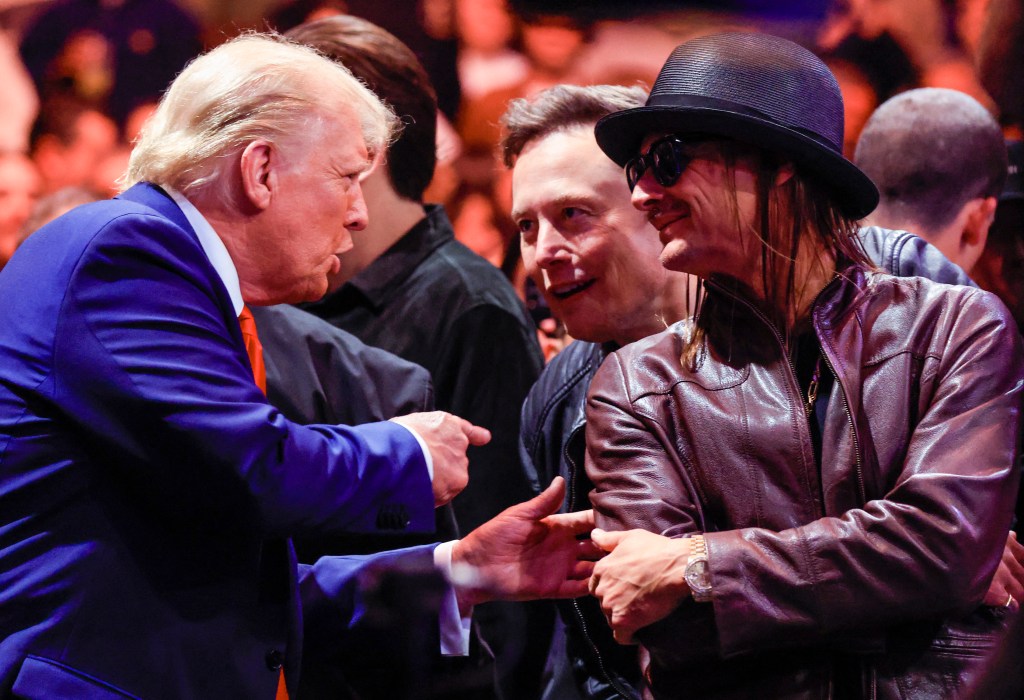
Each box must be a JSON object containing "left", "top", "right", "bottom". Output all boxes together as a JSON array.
[{"left": 286, "top": 15, "right": 546, "bottom": 698}]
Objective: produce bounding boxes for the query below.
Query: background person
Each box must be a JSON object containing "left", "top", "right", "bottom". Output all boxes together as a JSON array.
[
  {"left": 854, "top": 86, "right": 1008, "bottom": 276},
  {"left": 286, "top": 17, "right": 547, "bottom": 698},
  {"left": 0, "top": 151, "right": 40, "bottom": 270}
]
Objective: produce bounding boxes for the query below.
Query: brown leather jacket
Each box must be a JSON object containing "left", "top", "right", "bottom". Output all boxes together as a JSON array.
[{"left": 586, "top": 267, "right": 1023, "bottom": 699}]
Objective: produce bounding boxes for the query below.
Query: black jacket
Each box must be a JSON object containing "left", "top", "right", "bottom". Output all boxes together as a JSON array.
[
  {"left": 255, "top": 304, "right": 434, "bottom": 427},
  {"left": 520, "top": 340, "right": 641, "bottom": 700}
]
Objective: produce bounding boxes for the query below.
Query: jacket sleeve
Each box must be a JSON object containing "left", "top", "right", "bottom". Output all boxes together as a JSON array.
[
  {"left": 297, "top": 545, "right": 440, "bottom": 657},
  {"left": 256, "top": 303, "right": 434, "bottom": 426},
  {"left": 587, "top": 290, "right": 1023, "bottom": 659},
  {"left": 585, "top": 349, "right": 722, "bottom": 660},
  {"left": 57, "top": 213, "right": 433, "bottom": 537}
]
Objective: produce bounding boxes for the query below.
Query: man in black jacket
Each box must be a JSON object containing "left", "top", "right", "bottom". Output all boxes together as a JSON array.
[{"left": 505, "top": 84, "right": 691, "bottom": 700}]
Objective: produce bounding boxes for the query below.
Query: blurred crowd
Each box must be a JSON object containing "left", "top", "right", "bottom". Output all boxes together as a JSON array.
[{"left": 1, "top": 0, "right": 1022, "bottom": 353}]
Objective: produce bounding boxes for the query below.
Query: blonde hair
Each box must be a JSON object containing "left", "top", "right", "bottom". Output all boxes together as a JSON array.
[{"left": 125, "top": 32, "right": 398, "bottom": 206}]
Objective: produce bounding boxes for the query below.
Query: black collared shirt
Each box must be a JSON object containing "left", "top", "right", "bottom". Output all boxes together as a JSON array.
[{"left": 304, "top": 204, "right": 543, "bottom": 534}]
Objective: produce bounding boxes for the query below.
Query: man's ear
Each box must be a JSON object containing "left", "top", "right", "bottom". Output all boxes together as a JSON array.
[
  {"left": 963, "top": 196, "right": 998, "bottom": 249},
  {"left": 953, "top": 196, "right": 998, "bottom": 274},
  {"left": 239, "top": 140, "right": 274, "bottom": 210}
]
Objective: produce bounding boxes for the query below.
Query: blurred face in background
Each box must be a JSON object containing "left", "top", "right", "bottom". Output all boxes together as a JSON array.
[
  {"left": 521, "top": 16, "right": 585, "bottom": 75},
  {"left": 0, "top": 153, "right": 42, "bottom": 268},
  {"left": 33, "top": 109, "right": 118, "bottom": 194},
  {"left": 456, "top": 0, "right": 517, "bottom": 52}
]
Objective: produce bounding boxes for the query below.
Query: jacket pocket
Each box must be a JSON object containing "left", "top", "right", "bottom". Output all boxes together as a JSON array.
[
  {"left": 876, "top": 610, "right": 1022, "bottom": 700},
  {"left": 12, "top": 655, "right": 141, "bottom": 700}
]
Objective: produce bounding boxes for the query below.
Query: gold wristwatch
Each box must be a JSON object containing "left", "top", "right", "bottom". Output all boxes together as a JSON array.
[{"left": 683, "top": 534, "right": 712, "bottom": 602}]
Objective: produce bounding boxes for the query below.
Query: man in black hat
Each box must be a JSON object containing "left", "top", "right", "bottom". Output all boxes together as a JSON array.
[{"left": 582, "top": 32, "right": 1024, "bottom": 699}]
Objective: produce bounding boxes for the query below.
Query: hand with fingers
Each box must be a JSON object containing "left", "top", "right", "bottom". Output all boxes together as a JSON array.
[
  {"left": 588, "top": 529, "right": 695, "bottom": 645},
  {"left": 390, "top": 411, "right": 491, "bottom": 506},
  {"left": 450, "top": 477, "right": 602, "bottom": 613},
  {"left": 983, "top": 531, "right": 1024, "bottom": 611}
]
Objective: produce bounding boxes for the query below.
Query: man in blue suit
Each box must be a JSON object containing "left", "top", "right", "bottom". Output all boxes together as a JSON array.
[{"left": 0, "top": 34, "right": 595, "bottom": 699}]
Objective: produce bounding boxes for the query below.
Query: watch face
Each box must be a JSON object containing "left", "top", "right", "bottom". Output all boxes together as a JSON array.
[{"left": 685, "top": 558, "right": 711, "bottom": 592}]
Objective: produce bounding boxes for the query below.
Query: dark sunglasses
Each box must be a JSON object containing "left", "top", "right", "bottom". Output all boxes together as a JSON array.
[{"left": 625, "top": 135, "right": 697, "bottom": 192}]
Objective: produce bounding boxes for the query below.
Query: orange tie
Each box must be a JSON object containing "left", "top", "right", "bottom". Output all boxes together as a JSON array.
[
  {"left": 237, "top": 306, "right": 287, "bottom": 700},
  {"left": 237, "top": 305, "right": 267, "bottom": 394}
]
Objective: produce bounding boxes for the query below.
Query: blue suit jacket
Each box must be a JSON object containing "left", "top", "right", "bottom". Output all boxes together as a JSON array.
[{"left": 0, "top": 184, "right": 435, "bottom": 698}]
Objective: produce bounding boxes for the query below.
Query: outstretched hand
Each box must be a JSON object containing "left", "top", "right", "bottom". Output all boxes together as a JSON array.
[
  {"left": 450, "top": 477, "right": 602, "bottom": 612},
  {"left": 589, "top": 528, "right": 693, "bottom": 645}
]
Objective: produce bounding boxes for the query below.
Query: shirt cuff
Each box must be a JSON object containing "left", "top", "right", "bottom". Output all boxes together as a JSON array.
[
  {"left": 394, "top": 423, "right": 434, "bottom": 480},
  {"left": 434, "top": 540, "right": 472, "bottom": 656}
]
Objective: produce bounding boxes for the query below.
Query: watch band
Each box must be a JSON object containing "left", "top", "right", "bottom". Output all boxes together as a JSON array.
[
  {"left": 685, "top": 534, "right": 712, "bottom": 602},
  {"left": 691, "top": 534, "right": 707, "bottom": 560}
]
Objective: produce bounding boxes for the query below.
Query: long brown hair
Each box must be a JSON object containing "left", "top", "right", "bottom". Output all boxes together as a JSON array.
[{"left": 681, "top": 142, "right": 870, "bottom": 367}]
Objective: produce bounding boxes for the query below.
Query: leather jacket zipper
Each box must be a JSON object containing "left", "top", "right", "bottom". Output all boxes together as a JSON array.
[
  {"left": 805, "top": 276, "right": 867, "bottom": 505},
  {"left": 566, "top": 426, "right": 584, "bottom": 512},
  {"left": 707, "top": 277, "right": 872, "bottom": 694},
  {"left": 564, "top": 434, "right": 634, "bottom": 699},
  {"left": 706, "top": 279, "right": 826, "bottom": 519}
]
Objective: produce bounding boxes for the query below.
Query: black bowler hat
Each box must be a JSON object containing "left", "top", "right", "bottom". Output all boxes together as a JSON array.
[{"left": 595, "top": 32, "right": 879, "bottom": 219}]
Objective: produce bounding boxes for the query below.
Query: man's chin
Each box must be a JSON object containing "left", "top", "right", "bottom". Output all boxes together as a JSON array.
[
  {"left": 282, "top": 278, "right": 330, "bottom": 305},
  {"left": 303, "top": 281, "right": 330, "bottom": 303},
  {"left": 659, "top": 246, "right": 693, "bottom": 274}
]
